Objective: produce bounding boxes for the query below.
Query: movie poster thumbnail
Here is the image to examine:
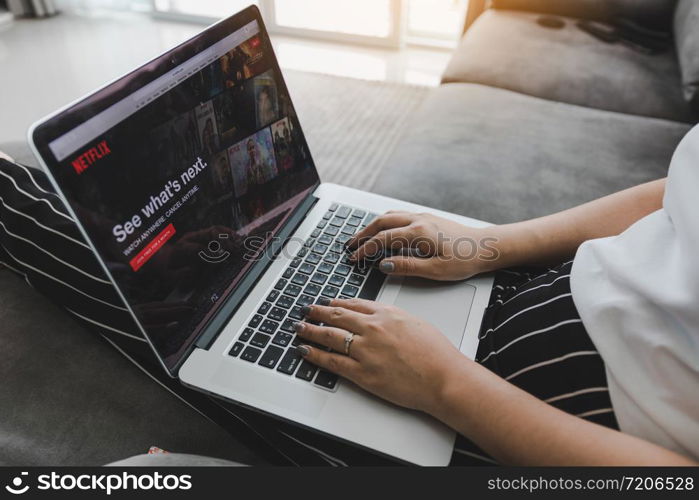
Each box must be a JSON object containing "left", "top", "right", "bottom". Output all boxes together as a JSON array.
[
  {"left": 271, "top": 117, "right": 296, "bottom": 172},
  {"left": 227, "top": 127, "right": 278, "bottom": 198},
  {"left": 195, "top": 100, "right": 220, "bottom": 158}
]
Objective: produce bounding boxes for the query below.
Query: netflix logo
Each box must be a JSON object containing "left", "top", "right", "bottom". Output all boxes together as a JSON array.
[{"left": 71, "top": 140, "right": 111, "bottom": 175}]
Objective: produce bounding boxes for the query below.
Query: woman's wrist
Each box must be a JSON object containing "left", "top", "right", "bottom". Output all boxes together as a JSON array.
[{"left": 422, "top": 350, "right": 476, "bottom": 418}]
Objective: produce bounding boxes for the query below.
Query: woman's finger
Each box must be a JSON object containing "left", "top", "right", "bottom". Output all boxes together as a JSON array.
[
  {"left": 294, "top": 321, "right": 359, "bottom": 355},
  {"left": 350, "top": 226, "right": 416, "bottom": 262},
  {"left": 378, "top": 255, "right": 445, "bottom": 279},
  {"left": 302, "top": 304, "right": 371, "bottom": 334},
  {"left": 346, "top": 213, "right": 414, "bottom": 250},
  {"left": 331, "top": 297, "right": 380, "bottom": 314},
  {"left": 297, "top": 345, "right": 360, "bottom": 379}
]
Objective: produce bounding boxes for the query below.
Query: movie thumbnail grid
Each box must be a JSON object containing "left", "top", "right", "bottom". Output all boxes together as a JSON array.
[{"left": 147, "top": 33, "right": 311, "bottom": 229}]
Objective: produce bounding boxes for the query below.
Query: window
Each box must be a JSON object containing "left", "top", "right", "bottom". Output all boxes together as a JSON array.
[{"left": 151, "top": 0, "right": 468, "bottom": 48}]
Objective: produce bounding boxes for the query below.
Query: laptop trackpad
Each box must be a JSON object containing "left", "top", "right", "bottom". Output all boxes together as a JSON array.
[{"left": 388, "top": 277, "right": 476, "bottom": 348}]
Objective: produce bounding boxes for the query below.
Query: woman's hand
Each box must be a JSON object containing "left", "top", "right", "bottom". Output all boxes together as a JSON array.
[
  {"left": 294, "top": 297, "right": 466, "bottom": 414},
  {"left": 347, "top": 211, "right": 497, "bottom": 280}
]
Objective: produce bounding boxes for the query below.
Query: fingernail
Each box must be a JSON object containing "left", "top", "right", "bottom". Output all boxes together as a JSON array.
[
  {"left": 317, "top": 297, "right": 331, "bottom": 306},
  {"left": 297, "top": 345, "right": 310, "bottom": 356},
  {"left": 293, "top": 321, "right": 305, "bottom": 332},
  {"left": 379, "top": 260, "right": 395, "bottom": 273},
  {"left": 300, "top": 305, "right": 312, "bottom": 316},
  {"left": 348, "top": 253, "right": 357, "bottom": 261}
]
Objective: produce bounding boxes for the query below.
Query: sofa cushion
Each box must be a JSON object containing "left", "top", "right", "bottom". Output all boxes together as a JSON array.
[
  {"left": 674, "top": 0, "right": 699, "bottom": 112},
  {"left": 442, "top": 10, "right": 694, "bottom": 123},
  {"left": 0, "top": 270, "right": 265, "bottom": 466},
  {"left": 371, "top": 83, "right": 690, "bottom": 224},
  {"left": 492, "top": 0, "right": 678, "bottom": 30}
]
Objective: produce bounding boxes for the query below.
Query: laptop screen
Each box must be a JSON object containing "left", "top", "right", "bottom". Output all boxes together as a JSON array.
[{"left": 31, "top": 7, "right": 319, "bottom": 373}]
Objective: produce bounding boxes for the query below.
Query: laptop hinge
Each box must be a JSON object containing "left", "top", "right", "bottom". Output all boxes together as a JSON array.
[{"left": 184, "top": 192, "right": 320, "bottom": 361}]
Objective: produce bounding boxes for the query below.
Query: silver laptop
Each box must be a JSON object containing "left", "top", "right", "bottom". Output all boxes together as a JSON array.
[{"left": 28, "top": 6, "right": 493, "bottom": 466}]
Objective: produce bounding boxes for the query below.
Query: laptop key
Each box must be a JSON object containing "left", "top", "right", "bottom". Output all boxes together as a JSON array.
[
  {"left": 329, "top": 274, "right": 345, "bottom": 287},
  {"left": 329, "top": 216, "right": 344, "bottom": 227},
  {"left": 304, "top": 283, "right": 322, "bottom": 296},
  {"left": 348, "top": 273, "right": 364, "bottom": 286},
  {"left": 341, "top": 226, "right": 356, "bottom": 236},
  {"left": 317, "top": 219, "right": 328, "bottom": 229},
  {"left": 353, "top": 209, "right": 366, "bottom": 219},
  {"left": 291, "top": 273, "right": 309, "bottom": 286},
  {"left": 289, "top": 305, "right": 304, "bottom": 320},
  {"left": 272, "top": 331, "right": 293, "bottom": 347},
  {"left": 248, "top": 314, "right": 263, "bottom": 328},
  {"left": 323, "top": 210, "right": 333, "bottom": 220},
  {"left": 239, "top": 327, "right": 254, "bottom": 342},
  {"left": 289, "top": 258, "right": 302, "bottom": 268},
  {"left": 267, "top": 290, "right": 280, "bottom": 302},
  {"left": 258, "top": 345, "right": 284, "bottom": 369},
  {"left": 335, "top": 264, "right": 351, "bottom": 276},
  {"left": 341, "top": 284, "right": 359, "bottom": 297},
  {"left": 298, "top": 263, "right": 315, "bottom": 275},
  {"left": 250, "top": 332, "right": 271, "bottom": 348},
  {"left": 318, "top": 262, "right": 334, "bottom": 274},
  {"left": 305, "top": 253, "right": 321, "bottom": 265},
  {"left": 314, "top": 370, "right": 339, "bottom": 389},
  {"left": 323, "top": 226, "right": 339, "bottom": 237},
  {"left": 323, "top": 253, "right": 340, "bottom": 264},
  {"left": 337, "top": 206, "right": 352, "bottom": 219},
  {"left": 276, "top": 295, "right": 295, "bottom": 309},
  {"left": 311, "top": 228, "right": 321, "bottom": 238},
  {"left": 310, "top": 272, "right": 328, "bottom": 285},
  {"left": 275, "top": 279, "right": 287, "bottom": 290},
  {"left": 241, "top": 346, "right": 262, "bottom": 363},
  {"left": 312, "top": 243, "right": 328, "bottom": 255},
  {"left": 321, "top": 285, "right": 339, "bottom": 298},
  {"left": 296, "top": 294, "right": 314, "bottom": 307},
  {"left": 329, "top": 203, "right": 339, "bottom": 212},
  {"left": 277, "top": 347, "right": 303, "bottom": 374},
  {"left": 285, "top": 284, "right": 303, "bottom": 297},
  {"left": 318, "top": 234, "right": 333, "bottom": 245},
  {"left": 346, "top": 216, "right": 362, "bottom": 227},
  {"left": 281, "top": 319, "right": 296, "bottom": 333},
  {"left": 297, "top": 247, "right": 308, "bottom": 258},
  {"left": 268, "top": 306, "right": 287, "bottom": 322},
  {"left": 258, "top": 301, "right": 272, "bottom": 315},
  {"left": 259, "top": 319, "right": 279, "bottom": 335},
  {"left": 282, "top": 268, "right": 294, "bottom": 279},
  {"left": 229, "top": 342, "right": 244, "bottom": 357},
  {"left": 295, "top": 361, "right": 318, "bottom": 381}
]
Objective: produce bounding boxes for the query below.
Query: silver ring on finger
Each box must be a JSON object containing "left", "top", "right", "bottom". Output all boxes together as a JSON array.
[{"left": 343, "top": 332, "right": 355, "bottom": 357}]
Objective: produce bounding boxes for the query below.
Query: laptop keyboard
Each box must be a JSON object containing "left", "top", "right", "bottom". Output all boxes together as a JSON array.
[{"left": 227, "top": 203, "right": 383, "bottom": 391}]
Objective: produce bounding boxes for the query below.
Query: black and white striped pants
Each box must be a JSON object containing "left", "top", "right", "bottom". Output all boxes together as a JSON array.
[{"left": 0, "top": 159, "right": 618, "bottom": 466}]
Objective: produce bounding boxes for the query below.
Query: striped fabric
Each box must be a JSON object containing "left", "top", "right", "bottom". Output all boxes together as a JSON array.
[{"left": 0, "top": 159, "right": 617, "bottom": 466}]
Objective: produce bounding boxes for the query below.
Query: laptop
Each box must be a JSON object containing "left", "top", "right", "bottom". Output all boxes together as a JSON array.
[{"left": 28, "top": 6, "right": 493, "bottom": 466}]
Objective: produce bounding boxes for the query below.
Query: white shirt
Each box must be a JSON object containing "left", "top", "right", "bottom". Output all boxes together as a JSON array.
[{"left": 571, "top": 124, "right": 699, "bottom": 461}]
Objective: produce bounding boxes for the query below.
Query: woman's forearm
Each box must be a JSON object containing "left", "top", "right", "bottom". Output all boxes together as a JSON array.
[
  {"left": 482, "top": 179, "right": 666, "bottom": 269},
  {"left": 430, "top": 357, "right": 696, "bottom": 466}
]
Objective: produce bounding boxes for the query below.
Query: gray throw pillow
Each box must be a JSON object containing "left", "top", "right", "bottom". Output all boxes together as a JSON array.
[
  {"left": 674, "top": 0, "right": 699, "bottom": 112},
  {"left": 492, "top": 0, "right": 678, "bottom": 30}
]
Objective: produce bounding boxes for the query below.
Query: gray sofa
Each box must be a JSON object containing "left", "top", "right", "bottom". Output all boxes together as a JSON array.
[
  {"left": 2, "top": 0, "right": 698, "bottom": 465},
  {"left": 373, "top": 0, "right": 698, "bottom": 224}
]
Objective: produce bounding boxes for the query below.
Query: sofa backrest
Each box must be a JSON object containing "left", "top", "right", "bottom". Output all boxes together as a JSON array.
[
  {"left": 491, "top": 0, "right": 678, "bottom": 31},
  {"left": 674, "top": 0, "right": 699, "bottom": 113}
]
